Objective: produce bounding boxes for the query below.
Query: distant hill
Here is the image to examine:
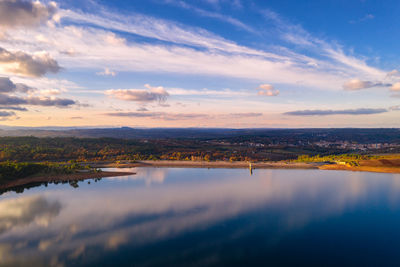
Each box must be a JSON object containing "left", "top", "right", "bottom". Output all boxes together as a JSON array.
[
  {"left": 0, "top": 127, "right": 400, "bottom": 143},
  {"left": 0, "top": 127, "right": 247, "bottom": 139}
]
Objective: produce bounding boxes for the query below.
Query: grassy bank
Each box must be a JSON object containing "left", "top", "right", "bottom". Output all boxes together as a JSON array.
[
  {"left": 0, "top": 161, "right": 135, "bottom": 195},
  {"left": 294, "top": 153, "right": 400, "bottom": 173},
  {"left": 0, "top": 162, "right": 95, "bottom": 183}
]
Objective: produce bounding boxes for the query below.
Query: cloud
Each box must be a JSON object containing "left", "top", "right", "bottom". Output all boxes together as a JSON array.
[
  {"left": 260, "top": 7, "right": 385, "bottom": 80},
  {"left": 0, "top": 0, "right": 57, "bottom": 29},
  {"left": 58, "top": 8, "right": 261, "bottom": 55},
  {"left": 0, "top": 47, "right": 61, "bottom": 77},
  {"left": 105, "top": 111, "right": 263, "bottom": 121},
  {"left": 0, "top": 110, "right": 15, "bottom": 117},
  {"left": 387, "top": 70, "right": 400, "bottom": 77},
  {"left": 96, "top": 67, "right": 116, "bottom": 77},
  {"left": 0, "top": 76, "right": 16, "bottom": 92},
  {"left": 342, "top": 79, "right": 389, "bottom": 90},
  {"left": 0, "top": 1, "right": 383, "bottom": 98},
  {"left": 0, "top": 106, "right": 27, "bottom": 111},
  {"left": 0, "top": 94, "right": 75, "bottom": 107},
  {"left": 0, "top": 0, "right": 392, "bottom": 130},
  {"left": 105, "top": 84, "right": 169, "bottom": 104},
  {"left": 228, "top": 112, "right": 262, "bottom": 118},
  {"left": 200, "top": 0, "right": 242, "bottom": 9},
  {"left": 0, "top": 195, "right": 61, "bottom": 234},
  {"left": 343, "top": 70, "right": 400, "bottom": 92},
  {"left": 136, "top": 107, "right": 148, "bottom": 112},
  {"left": 164, "top": 0, "right": 253, "bottom": 33},
  {"left": 105, "top": 111, "right": 209, "bottom": 121},
  {"left": 283, "top": 108, "right": 388, "bottom": 116},
  {"left": 257, "top": 84, "right": 279, "bottom": 96},
  {"left": 14, "top": 82, "right": 34, "bottom": 93},
  {"left": 391, "top": 82, "right": 400, "bottom": 91},
  {"left": 349, "top": 14, "right": 374, "bottom": 24},
  {"left": 0, "top": 77, "right": 35, "bottom": 93},
  {"left": 106, "top": 112, "right": 163, "bottom": 118},
  {"left": 261, "top": 8, "right": 315, "bottom": 47},
  {"left": 168, "top": 87, "right": 249, "bottom": 97},
  {"left": 25, "top": 96, "right": 75, "bottom": 107},
  {"left": 38, "top": 88, "right": 62, "bottom": 96},
  {"left": 391, "top": 93, "right": 400, "bottom": 98},
  {"left": 0, "top": 94, "right": 26, "bottom": 105},
  {"left": 31, "top": 5, "right": 383, "bottom": 90},
  {"left": 0, "top": 77, "right": 74, "bottom": 107}
]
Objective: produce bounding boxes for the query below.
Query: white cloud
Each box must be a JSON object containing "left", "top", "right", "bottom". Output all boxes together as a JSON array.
[
  {"left": 37, "top": 88, "right": 63, "bottom": 96},
  {"left": 96, "top": 68, "right": 116, "bottom": 77},
  {"left": 12, "top": 25, "right": 344, "bottom": 89},
  {"left": 105, "top": 111, "right": 263, "bottom": 121},
  {"left": 257, "top": 84, "right": 279, "bottom": 96},
  {"left": 391, "top": 82, "right": 400, "bottom": 91},
  {"left": 0, "top": 5, "right": 375, "bottom": 90},
  {"left": 58, "top": 8, "right": 264, "bottom": 56},
  {"left": 389, "top": 105, "right": 400, "bottom": 111},
  {"left": 105, "top": 84, "right": 169, "bottom": 104},
  {"left": 343, "top": 79, "right": 376, "bottom": 90},
  {"left": 349, "top": 14, "right": 374, "bottom": 24},
  {"left": 11, "top": 76, "right": 80, "bottom": 94},
  {"left": 0, "top": 0, "right": 57, "bottom": 29},
  {"left": 0, "top": 47, "right": 61, "bottom": 77},
  {"left": 260, "top": 8, "right": 385, "bottom": 80},
  {"left": 227, "top": 112, "right": 262, "bottom": 118},
  {"left": 0, "top": 1, "right": 390, "bottom": 99},
  {"left": 106, "top": 111, "right": 209, "bottom": 121},
  {"left": 342, "top": 79, "right": 390, "bottom": 90},
  {"left": 167, "top": 87, "right": 249, "bottom": 97},
  {"left": 387, "top": 70, "right": 400, "bottom": 77},
  {"left": 163, "top": 0, "right": 253, "bottom": 33}
]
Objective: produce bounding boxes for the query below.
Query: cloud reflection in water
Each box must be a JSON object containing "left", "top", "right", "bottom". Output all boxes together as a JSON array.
[{"left": 0, "top": 168, "right": 399, "bottom": 266}]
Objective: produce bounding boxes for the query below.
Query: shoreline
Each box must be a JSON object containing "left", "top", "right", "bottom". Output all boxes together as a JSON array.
[
  {"left": 2, "top": 160, "right": 399, "bottom": 193},
  {"left": 0, "top": 171, "right": 135, "bottom": 191},
  {"left": 91, "top": 160, "right": 400, "bottom": 174},
  {"left": 91, "top": 160, "right": 323, "bottom": 169}
]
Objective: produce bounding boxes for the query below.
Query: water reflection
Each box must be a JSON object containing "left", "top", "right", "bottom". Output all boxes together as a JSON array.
[
  {"left": 0, "top": 168, "right": 400, "bottom": 266},
  {"left": 107, "top": 168, "right": 167, "bottom": 185},
  {"left": 0, "top": 195, "right": 61, "bottom": 234},
  {"left": 0, "top": 178, "right": 104, "bottom": 196}
]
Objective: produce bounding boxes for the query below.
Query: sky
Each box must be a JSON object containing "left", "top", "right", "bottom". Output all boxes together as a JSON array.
[{"left": 0, "top": 0, "right": 399, "bottom": 128}]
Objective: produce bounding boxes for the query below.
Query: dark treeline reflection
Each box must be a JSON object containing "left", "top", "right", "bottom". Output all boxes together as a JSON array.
[
  {"left": 0, "top": 177, "right": 103, "bottom": 196},
  {"left": 1, "top": 168, "right": 400, "bottom": 266}
]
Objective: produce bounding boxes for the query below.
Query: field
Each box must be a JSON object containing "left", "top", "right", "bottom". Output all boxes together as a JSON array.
[{"left": 318, "top": 155, "right": 400, "bottom": 173}]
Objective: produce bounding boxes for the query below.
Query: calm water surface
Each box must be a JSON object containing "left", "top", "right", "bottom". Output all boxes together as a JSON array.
[{"left": 1, "top": 167, "right": 400, "bottom": 266}]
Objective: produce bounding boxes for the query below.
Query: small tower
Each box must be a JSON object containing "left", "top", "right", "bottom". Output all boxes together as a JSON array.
[{"left": 249, "top": 162, "right": 253, "bottom": 175}]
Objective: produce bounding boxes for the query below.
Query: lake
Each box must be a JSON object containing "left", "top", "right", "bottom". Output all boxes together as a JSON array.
[{"left": 1, "top": 167, "right": 400, "bottom": 266}]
